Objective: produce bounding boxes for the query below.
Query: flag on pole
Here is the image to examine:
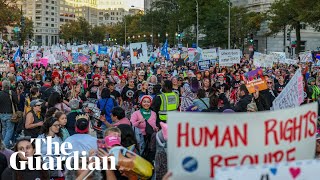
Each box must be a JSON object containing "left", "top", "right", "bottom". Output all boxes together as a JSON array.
[
  {"left": 161, "top": 39, "right": 170, "bottom": 60},
  {"left": 13, "top": 47, "right": 21, "bottom": 62}
]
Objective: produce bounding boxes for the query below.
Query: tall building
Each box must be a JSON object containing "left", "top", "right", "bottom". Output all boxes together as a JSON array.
[
  {"left": 235, "top": 0, "right": 320, "bottom": 54},
  {"left": 59, "top": 0, "right": 76, "bottom": 26},
  {"left": 20, "top": 0, "right": 60, "bottom": 46}
]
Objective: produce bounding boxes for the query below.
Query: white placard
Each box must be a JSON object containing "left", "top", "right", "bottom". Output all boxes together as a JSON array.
[
  {"left": 202, "top": 49, "right": 218, "bottom": 60},
  {"left": 270, "top": 52, "right": 286, "bottom": 63},
  {"left": 130, "top": 42, "right": 148, "bottom": 64},
  {"left": 219, "top": 49, "right": 241, "bottom": 66},
  {"left": 254, "top": 53, "right": 274, "bottom": 68},
  {"left": 216, "top": 159, "right": 320, "bottom": 180},
  {"left": 272, "top": 68, "right": 304, "bottom": 110},
  {"left": 168, "top": 103, "right": 317, "bottom": 179}
]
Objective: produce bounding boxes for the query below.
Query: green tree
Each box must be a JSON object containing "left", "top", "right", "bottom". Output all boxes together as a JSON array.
[
  {"left": 0, "top": 0, "right": 20, "bottom": 32},
  {"left": 230, "top": 6, "right": 264, "bottom": 50},
  {"left": 267, "top": 0, "right": 319, "bottom": 53},
  {"left": 91, "top": 24, "right": 107, "bottom": 43}
]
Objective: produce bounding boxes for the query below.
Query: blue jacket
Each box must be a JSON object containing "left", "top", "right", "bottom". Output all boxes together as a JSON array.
[{"left": 97, "top": 98, "right": 118, "bottom": 124}]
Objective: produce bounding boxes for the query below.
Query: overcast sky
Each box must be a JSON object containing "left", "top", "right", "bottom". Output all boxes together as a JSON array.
[{"left": 126, "top": 0, "right": 144, "bottom": 10}]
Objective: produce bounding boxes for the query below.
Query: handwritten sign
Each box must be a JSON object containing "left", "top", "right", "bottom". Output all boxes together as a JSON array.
[
  {"left": 244, "top": 68, "right": 268, "bottom": 93},
  {"left": 219, "top": 49, "right": 241, "bottom": 66},
  {"left": 272, "top": 69, "right": 303, "bottom": 110},
  {"left": 198, "top": 60, "right": 211, "bottom": 71},
  {"left": 254, "top": 54, "right": 274, "bottom": 68},
  {"left": 202, "top": 49, "right": 218, "bottom": 60},
  {"left": 216, "top": 159, "right": 320, "bottom": 180},
  {"left": 283, "top": 59, "right": 298, "bottom": 65},
  {"left": 168, "top": 103, "right": 317, "bottom": 179}
]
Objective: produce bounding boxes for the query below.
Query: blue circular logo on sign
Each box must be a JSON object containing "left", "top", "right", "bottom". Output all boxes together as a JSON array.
[{"left": 182, "top": 156, "right": 198, "bottom": 172}]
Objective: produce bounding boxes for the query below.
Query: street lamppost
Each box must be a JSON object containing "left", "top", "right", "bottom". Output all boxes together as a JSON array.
[{"left": 125, "top": 5, "right": 135, "bottom": 47}]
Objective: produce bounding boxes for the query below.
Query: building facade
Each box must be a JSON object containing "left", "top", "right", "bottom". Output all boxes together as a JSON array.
[
  {"left": 19, "top": 0, "right": 60, "bottom": 46},
  {"left": 233, "top": 0, "right": 320, "bottom": 54}
]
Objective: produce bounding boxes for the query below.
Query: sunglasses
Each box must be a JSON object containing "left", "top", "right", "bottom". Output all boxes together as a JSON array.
[{"left": 267, "top": 82, "right": 272, "bottom": 84}]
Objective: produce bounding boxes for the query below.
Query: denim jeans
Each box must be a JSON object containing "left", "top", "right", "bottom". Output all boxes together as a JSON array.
[{"left": 0, "top": 113, "right": 14, "bottom": 148}]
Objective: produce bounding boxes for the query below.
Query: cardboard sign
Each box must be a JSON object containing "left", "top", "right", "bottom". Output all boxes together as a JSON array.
[
  {"left": 299, "top": 52, "right": 312, "bottom": 63},
  {"left": 283, "top": 59, "right": 298, "bottom": 65},
  {"left": 168, "top": 103, "right": 317, "bottom": 179},
  {"left": 219, "top": 49, "right": 241, "bottom": 66},
  {"left": 187, "top": 48, "right": 196, "bottom": 62},
  {"left": 243, "top": 68, "right": 268, "bottom": 93},
  {"left": 198, "top": 60, "right": 211, "bottom": 71},
  {"left": 215, "top": 159, "right": 320, "bottom": 180},
  {"left": 272, "top": 69, "right": 304, "bottom": 110},
  {"left": 202, "top": 49, "right": 218, "bottom": 60},
  {"left": 254, "top": 54, "right": 274, "bottom": 68},
  {"left": 130, "top": 42, "right": 148, "bottom": 64}
]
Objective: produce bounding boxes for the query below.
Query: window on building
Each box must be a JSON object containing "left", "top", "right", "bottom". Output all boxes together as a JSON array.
[
  {"left": 46, "top": 11, "right": 49, "bottom": 15},
  {"left": 36, "top": 4, "right": 41, "bottom": 8},
  {"left": 46, "top": 0, "right": 49, "bottom": 2},
  {"left": 105, "top": 17, "right": 108, "bottom": 20},
  {"left": 60, "top": 18, "right": 64, "bottom": 22},
  {"left": 51, "top": 24, "right": 54, "bottom": 27},
  {"left": 52, "top": 1, "right": 55, "bottom": 4},
  {"left": 36, "top": 23, "right": 41, "bottom": 26},
  {"left": 51, "top": 12, "right": 54, "bottom": 15},
  {"left": 111, "top": 17, "right": 114, "bottom": 20},
  {"left": 51, "top": 18, "right": 54, "bottom": 21},
  {"left": 46, "top": 6, "right": 49, "bottom": 9},
  {"left": 46, "top": 17, "right": 49, "bottom": 20},
  {"left": 99, "top": 12, "right": 103, "bottom": 15},
  {"left": 116, "top": 17, "right": 118, "bottom": 20},
  {"left": 36, "top": 16, "right": 41, "bottom": 20},
  {"left": 99, "top": 17, "right": 103, "bottom": 20},
  {"left": 111, "top": 12, "right": 114, "bottom": 15},
  {"left": 52, "top": 7, "right": 54, "bottom": 10},
  {"left": 46, "top": 23, "right": 49, "bottom": 26},
  {"left": 116, "top": 12, "right": 118, "bottom": 15}
]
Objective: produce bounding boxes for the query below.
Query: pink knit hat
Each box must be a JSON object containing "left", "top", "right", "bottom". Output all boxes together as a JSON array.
[{"left": 140, "top": 95, "right": 153, "bottom": 105}]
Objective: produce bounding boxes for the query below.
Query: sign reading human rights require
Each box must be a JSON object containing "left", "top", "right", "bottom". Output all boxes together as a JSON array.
[
  {"left": 219, "top": 49, "right": 240, "bottom": 66},
  {"left": 168, "top": 103, "right": 317, "bottom": 179}
]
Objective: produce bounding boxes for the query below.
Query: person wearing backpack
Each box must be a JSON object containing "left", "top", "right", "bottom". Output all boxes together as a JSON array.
[
  {"left": 97, "top": 88, "right": 118, "bottom": 131},
  {"left": 192, "top": 89, "right": 210, "bottom": 111}
]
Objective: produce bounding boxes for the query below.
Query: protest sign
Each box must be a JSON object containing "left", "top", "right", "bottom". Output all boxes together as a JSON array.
[
  {"left": 130, "top": 42, "right": 148, "bottom": 64},
  {"left": 299, "top": 52, "right": 313, "bottom": 63},
  {"left": 215, "top": 159, "right": 320, "bottom": 180},
  {"left": 0, "top": 63, "right": 9, "bottom": 72},
  {"left": 283, "top": 59, "right": 298, "bottom": 65},
  {"left": 198, "top": 60, "right": 211, "bottom": 71},
  {"left": 253, "top": 54, "right": 274, "bottom": 68},
  {"left": 272, "top": 68, "right": 303, "bottom": 110},
  {"left": 270, "top": 52, "right": 286, "bottom": 63},
  {"left": 202, "top": 49, "right": 218, "bottom": 60},
  {"left": 187, "top": 48, "right": 196, "bottom": 62},
  {"left": 243, "top": 68, "right": 268, "bottom": 93},
  {"left": 168, "top": 102, "right": 317, "bottom": 179},
  {"left": 219, "top": 49, "right": 241, "bottom": 66},
  {"left": 98, "top": 46, "right": 107, "bottom": 55}
]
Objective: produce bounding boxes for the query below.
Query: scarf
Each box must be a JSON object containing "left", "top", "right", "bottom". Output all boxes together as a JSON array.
[{"left": 140, "top": 108, "right": 151, "bottom": 120}]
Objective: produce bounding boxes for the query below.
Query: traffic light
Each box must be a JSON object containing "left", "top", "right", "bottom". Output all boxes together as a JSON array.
[
  {"left": 249, "top": 33, "right": 254, "bottom": 44},
  {"left": 286, "top": 32, "right": 291, "bottom": 41}
]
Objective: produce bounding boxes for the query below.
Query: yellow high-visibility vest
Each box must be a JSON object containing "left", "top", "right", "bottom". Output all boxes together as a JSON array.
[{"left": 159, "top": 92, "right": 179, "bottom": 121}]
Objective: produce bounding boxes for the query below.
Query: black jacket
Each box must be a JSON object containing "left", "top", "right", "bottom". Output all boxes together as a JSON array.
[{"left": 0, "top": 90, "right": 18, "bottom": 113}]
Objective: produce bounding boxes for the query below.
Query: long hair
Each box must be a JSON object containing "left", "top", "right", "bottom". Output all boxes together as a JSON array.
[
  {"left": 48, "top": 92, "right": 62, "bottom": 108},
  {"left": 13, "top": 138, "right": 49, "bottom": 180},
  {"left": 40, "top": 117, "right": 62, "bottom": 138},
  {"left": 44, "top": 107, "right": 59, "bottom": 121}
]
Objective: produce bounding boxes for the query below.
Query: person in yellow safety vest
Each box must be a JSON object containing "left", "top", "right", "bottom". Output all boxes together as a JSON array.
[{"left": 151, "top": 80, "right": 179, "bottom": 125}]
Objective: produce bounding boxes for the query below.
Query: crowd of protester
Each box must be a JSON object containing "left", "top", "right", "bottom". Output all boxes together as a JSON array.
[{"left": 0, "top": 43, "right": 320, "bottom": 180}]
